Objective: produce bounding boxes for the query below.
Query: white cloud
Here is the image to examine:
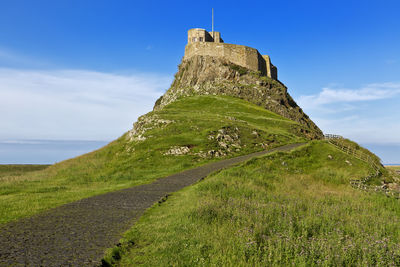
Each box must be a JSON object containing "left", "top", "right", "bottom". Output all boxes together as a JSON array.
[
  {"left": 0, "top": 68, "right": 172, "bottom": 140},
  {"left": 296, "top": 82, "right": 400, "bottom": 145},
  {"left": 298, "top": 82, "right": 400, "bottom": 109},
  {"left": 312, "top": 116, "right": 399, "bottom": 143}
]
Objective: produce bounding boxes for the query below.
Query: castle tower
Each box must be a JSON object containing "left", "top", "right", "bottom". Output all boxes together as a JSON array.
[{"left": 187, "top": 28, "right": 223, "bottom": 44}]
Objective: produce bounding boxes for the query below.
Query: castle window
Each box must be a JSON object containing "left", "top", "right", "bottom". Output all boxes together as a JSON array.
[
  {"left": 192, "top": 37, "right": 197, "bottom": 42},
  {"left": 199, "top": 37, "right": 203, "bottom": 42}
]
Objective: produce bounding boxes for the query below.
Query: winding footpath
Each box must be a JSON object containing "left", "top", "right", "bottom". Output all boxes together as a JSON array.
[{"left": 0, "top": 143, "right": 305, "bottom": 266}]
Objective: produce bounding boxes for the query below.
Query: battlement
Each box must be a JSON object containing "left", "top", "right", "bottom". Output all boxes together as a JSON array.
[
  {"left": 184, "top": 28, "right": 277, "bottom": 80},
  {"left": 187, "top": 28, "right": 223, "bottom": 43}
]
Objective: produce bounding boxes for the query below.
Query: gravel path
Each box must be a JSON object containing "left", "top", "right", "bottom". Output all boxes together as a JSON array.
[{"left": 0, "top": 143, "right": 305, "bottom": 266}]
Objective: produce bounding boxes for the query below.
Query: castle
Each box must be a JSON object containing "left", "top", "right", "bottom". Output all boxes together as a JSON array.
[{"left": 184, "top": 28, "right": 278, "bottom": 80}]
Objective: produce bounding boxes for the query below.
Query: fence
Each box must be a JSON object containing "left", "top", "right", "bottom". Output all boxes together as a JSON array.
[
  {"left": 324, "top": 134, "right": 381, "bottom": 175},
  {"left": 324, "top": 134, "right": 400, "bottom": 198}
]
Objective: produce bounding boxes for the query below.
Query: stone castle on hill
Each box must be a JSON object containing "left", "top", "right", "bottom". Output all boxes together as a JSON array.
[
  {"left": 151, "top": 26, "right": 323, "bottom": 139},
  {"left": 184, "top": 28, "right": 278, "bottom": 80}
]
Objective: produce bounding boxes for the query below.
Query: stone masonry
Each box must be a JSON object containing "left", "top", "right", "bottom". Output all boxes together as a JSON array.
[{"left": 184, "top": 28, "right": 278, "bottom": 80}]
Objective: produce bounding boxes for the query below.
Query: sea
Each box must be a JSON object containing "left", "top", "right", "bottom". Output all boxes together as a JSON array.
[
  {"left": 0, "top": 140, "right": 398, "bottom": 166},
  {"left": 0, "top": 140, "right": 109, "bottom": 164}
]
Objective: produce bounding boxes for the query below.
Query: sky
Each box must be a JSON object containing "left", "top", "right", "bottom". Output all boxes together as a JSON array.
[{"left": 0, "top": 0, "right": 399, "bottom": 164}]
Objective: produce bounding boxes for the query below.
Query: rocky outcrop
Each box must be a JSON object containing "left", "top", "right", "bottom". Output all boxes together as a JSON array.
[
  {"left": 153, "top": 55, "right": 323, "bottom": 139},
  {"left": 162, "top": 127, "right": 243, "bottom": 158},
  {"left": 163, "top": 146, "right": 191, "bottom": 156},
  {"left": 127, "top": 114, "right": 174, "bottom": 142}
]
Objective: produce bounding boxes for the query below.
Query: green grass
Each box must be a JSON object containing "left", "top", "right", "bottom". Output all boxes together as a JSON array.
[
  {"left": 385, "top": 166, "right": 400, "bottom": 183},
  {"left": 0, "top": 95, "right": 313, "bottom": 225},
  {"left": 105, "top": 141, "right": 400, "bottom": 266},
  {"left": 329, "top": 137, "right": 383, "bottom": 167},
  {"left": 0, "top": 164, "right": 50, "bottom": 179}
]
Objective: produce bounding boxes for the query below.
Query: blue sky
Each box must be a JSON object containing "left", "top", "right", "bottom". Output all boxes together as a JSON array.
[{"left": 0, "top": 0, "right": 399, "bottom": 163}]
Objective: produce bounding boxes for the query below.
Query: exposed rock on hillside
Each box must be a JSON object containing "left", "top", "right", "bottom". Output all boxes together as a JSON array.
[
  {"left": 154, "top": 55, "right": 323, "bottom": 139},
  {"left": 127, "top": 114, "right": 174, "bottom": 142},
  {"left": 161, "top": 126, "right": 267, "bottom": 159},
  {"left": 163, "top": 146, "right": 191, "bottom": 156}
]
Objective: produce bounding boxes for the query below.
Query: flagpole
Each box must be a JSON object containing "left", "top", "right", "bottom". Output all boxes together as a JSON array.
[{"left": 212, "top": 8, "right": 214, "bottom": 40}]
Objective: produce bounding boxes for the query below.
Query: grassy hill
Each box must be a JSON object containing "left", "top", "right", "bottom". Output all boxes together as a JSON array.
[
  {"left": 0, "top": 165, "right": 50, "bottom": 178},
  {"left": 104, "top": 141, "right": 399, "bottom": 266},
  {"left": 155, "top": 55, "right": 323, "bottom": 139},
  {"left": 0, "top": 95, "right": 313, "bottom": 225}
]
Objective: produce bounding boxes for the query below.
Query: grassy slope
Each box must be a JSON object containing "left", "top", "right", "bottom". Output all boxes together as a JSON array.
[
  {"left": 0, "top": 165, "right": 50, "bottom": 179},
  {"left": 0, "top": 95, "right": 311, "bottom": 225},
  {"left": 107, "top": 141, "right": 400, "bottom": 266},
  {"left": 386, "top": 166, "right": 400, "bottom": 183}
]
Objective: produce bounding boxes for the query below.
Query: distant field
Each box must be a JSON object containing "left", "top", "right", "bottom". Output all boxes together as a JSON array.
[
  {"left": 0, "top": 165, "right": 50, "bottom": 179},
  {"left": 386, "top": 165, "right": 400, "bottom": 170}
]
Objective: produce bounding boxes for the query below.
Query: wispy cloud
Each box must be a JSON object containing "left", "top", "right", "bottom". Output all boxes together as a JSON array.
[
  {"left": 0, "top": 48, "right": 27, "bottom": 65},
  {"left": 296, "top": 82, "right": 400, "bottom": 145},
  {"left": 0, "top": 68, "right": 172, "bottom": 140},
  {"left": 313, "top": 115, "right": 400, "bottom": 144},
  {"left": 298, "top": 82, "right": 400, "bottom": 109},
  {"left": 0, "top": 47, "right": 50, "bottom": 68}
]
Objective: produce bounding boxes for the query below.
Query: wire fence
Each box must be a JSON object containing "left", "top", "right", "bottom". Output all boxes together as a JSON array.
[
  {"left": 323, "top": 134, "right": 400, "bottom": 198},
  {"left": 324, "top": 134, "right": 381, "bottom": 175}
]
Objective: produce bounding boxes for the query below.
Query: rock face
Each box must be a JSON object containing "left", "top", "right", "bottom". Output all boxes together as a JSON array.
[
  {"left": 127, "top": 114, "right": 174, "bottom": 142},
  {"left": 153, "top": 55, "right": 323, "bottom": 139}
]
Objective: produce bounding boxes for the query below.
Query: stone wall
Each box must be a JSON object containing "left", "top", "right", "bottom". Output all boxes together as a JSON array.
[
  {"left": 187, "top": 28, "right": 213, "bottom": 43},
  {"left": 209, "top": 31, "right": 223, "bottom": 43},
  {"left": 187, "top": 29, "right": 223, "bottom": 43},
  {"left": 184, "top": 42, "right": 277, "bottom": 80},
  {"left": 262, "top": 55, "right": 278, "bottom": 80}
]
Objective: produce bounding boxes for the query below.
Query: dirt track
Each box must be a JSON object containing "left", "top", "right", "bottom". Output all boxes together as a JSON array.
[{"left": 0, "top": 143, "right": 305, "bottom": 266}]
